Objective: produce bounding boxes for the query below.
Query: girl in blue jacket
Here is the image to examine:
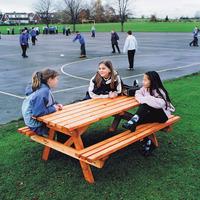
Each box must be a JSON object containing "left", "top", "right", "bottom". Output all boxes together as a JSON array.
[{"left": 22, "top": 69, "right": 64, "bottom": 138}]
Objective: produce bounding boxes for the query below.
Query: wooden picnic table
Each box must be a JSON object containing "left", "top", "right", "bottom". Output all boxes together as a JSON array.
[
  {"left": 18, "top": 95, "right": 180, "bottom": 184},
  {"left": 35, "top": 96, "right": 139, "bottom": 183}
]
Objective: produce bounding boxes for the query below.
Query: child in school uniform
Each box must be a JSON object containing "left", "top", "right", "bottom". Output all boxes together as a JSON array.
[
  {"left": 122, "top": 71, "right": 175, "bottom": 156},
  {"left": 22, "top": 69, "right": 67, "bottom": 142},
  {"left": 84, "top": 60, "right": 122, "bottom": 99}
]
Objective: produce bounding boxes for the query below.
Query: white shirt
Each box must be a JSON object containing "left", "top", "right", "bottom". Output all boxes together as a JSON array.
[{"left": 123, "top": 35, "right": 138, "bottom": 53}]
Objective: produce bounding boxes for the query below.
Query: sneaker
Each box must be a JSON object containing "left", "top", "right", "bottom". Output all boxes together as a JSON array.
[
  {"left": 122, "top": 121, "right": 136, "bottom": 132},
  {"left": 141, "top": 138, "right": 156, "bottom": 157}
]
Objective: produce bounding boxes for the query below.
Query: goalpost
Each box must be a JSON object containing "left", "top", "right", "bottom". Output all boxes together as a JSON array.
[{"left": 82, "top": 19, "right": 95, "bottom": 24}]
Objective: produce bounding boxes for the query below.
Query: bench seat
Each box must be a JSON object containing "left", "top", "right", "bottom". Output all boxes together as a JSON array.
[{"left": 76, "top": 115, "right": 180, "bottom": 163}]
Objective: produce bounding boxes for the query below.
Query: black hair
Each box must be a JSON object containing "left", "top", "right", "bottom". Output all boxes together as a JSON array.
[{"left": 145, "top": 71, "right": 171, "bottom": 109}]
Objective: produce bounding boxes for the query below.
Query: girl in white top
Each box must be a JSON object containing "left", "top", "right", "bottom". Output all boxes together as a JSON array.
[{"left": 84, "top": 60, "right": 122, "bottom": 99}]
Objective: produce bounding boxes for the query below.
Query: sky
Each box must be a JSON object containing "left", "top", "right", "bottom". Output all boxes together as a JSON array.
[{"left": 0, "top": 0, "right": 200, "bottom": 18}]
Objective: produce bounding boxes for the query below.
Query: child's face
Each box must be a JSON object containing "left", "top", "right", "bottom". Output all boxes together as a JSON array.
[
  {"left": 142, "top": 74, "right": 151, "bottom": 88},
  {"left": 47, "top": 76, "right": 59, "bottom": 88},
  {"left": 98, "top": 63, "right": 111, "bottom": 78}
]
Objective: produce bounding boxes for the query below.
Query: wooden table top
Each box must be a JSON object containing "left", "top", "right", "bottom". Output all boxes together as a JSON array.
[{"left": 37, "top": 96, "right": 139, "bottom": 132}]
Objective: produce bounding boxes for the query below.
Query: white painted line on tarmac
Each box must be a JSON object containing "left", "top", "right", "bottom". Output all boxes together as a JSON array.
[
  {"left": 0, "top": 91, "right": 25, "bottom": 99},
  {"left": 52, "top": 85, "right": 88, "bottom": 93},
  {"left": 122, "top": 62, "right": 200, "bottom": 80},
  {"left": 1, "top": 61, "right": 199, "bottom": 99}
]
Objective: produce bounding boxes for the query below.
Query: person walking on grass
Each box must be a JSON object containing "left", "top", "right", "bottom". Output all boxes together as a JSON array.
[
  {"left": 123, "top": 30, "right": 138, "bottom": 70},
  {"left": 73, "top": 31, "right": 87, "bottom": 58},
  {"left": 111, "top": 30, "right": 120, "bottom": 54}
]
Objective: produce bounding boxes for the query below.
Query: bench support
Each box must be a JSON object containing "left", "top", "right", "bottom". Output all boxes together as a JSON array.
[
  {"left": 72, "top": 133, "right": 94, "bottom": 184},
  {"left": 42, "top": 129, "right": 55, "bottom": 160}
]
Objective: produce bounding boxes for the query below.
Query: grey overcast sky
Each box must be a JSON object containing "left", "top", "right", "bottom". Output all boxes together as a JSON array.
[{"left": 0, "top": 0, "right": 200, "bottom": 18}]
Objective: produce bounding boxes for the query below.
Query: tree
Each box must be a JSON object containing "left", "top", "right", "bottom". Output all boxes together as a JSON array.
[
  {"left": 115, "top": 0, "right": 130, "bottom": 32},
  {"left": 91, "top": 0, "right": 105, "bottom": 22},
  {"left": 34, "top": 0, "right": 55, "bottom": 27},
  {"left": 64, "top": 0, "right": 82, "bottom": 32},
  {"left": 104, "top": 4, "right": 118, "bottom": 22}
]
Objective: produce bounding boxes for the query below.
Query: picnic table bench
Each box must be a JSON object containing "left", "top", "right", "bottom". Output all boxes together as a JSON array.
[{"left": 18, "top": 96, "right": 180, "bottom": 184}]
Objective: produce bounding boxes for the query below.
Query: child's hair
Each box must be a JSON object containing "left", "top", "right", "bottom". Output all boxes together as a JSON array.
[
  {"left": 95, "top": 60, "right": 117, "bottom": 89},
  {"left": 127, "top": 30, "right": 132, "bottom": 35},
  {"left": 145, "top": 71, "right": 171, "bottom": 109},
  {"left": 32, "top": 69, "right": 59, "bottom": 91}
]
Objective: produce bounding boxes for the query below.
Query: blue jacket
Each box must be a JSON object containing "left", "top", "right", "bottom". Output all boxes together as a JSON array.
[
  {"left": 30, "top": 29, "right": 36, "bottom": 37},
  {"left": 22, "top": 83, "right": 56, "bottom": 128},
  {"left": 19, "top": 33, "right": 29, "bottom": 45},
  {"left": 73, "top": 34, "right": 85, "bottom": 45}
]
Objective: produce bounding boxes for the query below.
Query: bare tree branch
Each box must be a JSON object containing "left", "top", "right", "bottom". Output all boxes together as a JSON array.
[{"left": 63, "top": 0, "right": 82, "bottom": 32}]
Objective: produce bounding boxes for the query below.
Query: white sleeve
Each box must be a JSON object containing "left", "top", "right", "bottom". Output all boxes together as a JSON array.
[
  {"left": 116, "top": 75, "right": 122, "bottom": 94},
  {"left": 123, "top": 38, "right": 128, "bottom": 53}
]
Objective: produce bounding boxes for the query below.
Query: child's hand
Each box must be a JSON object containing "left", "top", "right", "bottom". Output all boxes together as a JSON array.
[
  {"left": 54, "top": 104, "right": 63, "bottom": 111},
  {"left": 109, "top": 91, "right": 118, "bottom": 99},
  {"left": 57, "top": 104, "right": 63, "bottom": 110}
]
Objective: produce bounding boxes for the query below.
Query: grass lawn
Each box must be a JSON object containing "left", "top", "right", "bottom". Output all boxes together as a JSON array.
[
  {"left": 0, "top": 73, "right": 200, "bottom": 200},
  {"left": 1, "top": 21, "right": 200, "bottom": 34}
]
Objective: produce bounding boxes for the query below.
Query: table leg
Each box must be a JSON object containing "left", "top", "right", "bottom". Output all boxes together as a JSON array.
[
  {"left": 109, "top": 111, "right": 133, "bottom": 132},
  {"left": 72, "top": 134, "right": 94, "bottom": 184},
  {"left": 42, "top": 129, "right": 55, "bottom": 160}
]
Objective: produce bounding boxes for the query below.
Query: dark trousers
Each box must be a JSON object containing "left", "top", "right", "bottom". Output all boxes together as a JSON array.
[
  {"left": 135, "top": 104, "right": 168, "bottom": 125},
  {"left": 128, "top": 50, "right": 136, "bottom": 69},
  {"left": 21, "top": 45, "right": 27, "bottom": 57},
  {"left": 190, "top": 37, "right": 198, "bottom": 46},
  {"left": 112, "top": 43, "right": 120, "bottom": 53},
  {"left": 81, "top": 44, "right": 86, "bottom": 56},
  {"left": 31, "top": 36, "right": 36, "bottom": 45}
]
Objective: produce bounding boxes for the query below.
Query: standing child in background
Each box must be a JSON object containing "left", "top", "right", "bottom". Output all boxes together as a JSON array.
[
  {"left": 123, "top": 30, "right": 138, "bottom": 70},
  {"left": 122, "top": 71, "right": 175, "bottom": 156},
  {"left": 84, "top": 60, "right": 122, "bottom": 99},
  {"left": 22, "top": 69, "right": 67, "bottom": 142},
  {"left": 73, "top": 31, "right": 87, "bottom": 58},
  {"left": 111, "top": 30, "right": 120, "bottom": 54},
  {"left": 91, "top": 25, "right": 96, "bottom": 38},
  {"left": 30, "top": 27, "right": 37, "bottom": 45},
  {"left": 19, "top": 29, "right": 29, "bottom": 58},
  {"left": 189, "top": 26, "right": 199, "bottom": 47}
]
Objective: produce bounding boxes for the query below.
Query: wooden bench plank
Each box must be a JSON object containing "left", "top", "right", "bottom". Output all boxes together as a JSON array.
[
  {"left": 86, "top": 116, "right": 180, "bottom": 162},
  {"left": 76, "top": 116, "right": 180, "bottom": 162},
  {"left": 30, "top": 135, "right": 105, "bottom": 168},
  {"left": 76, "top": 123, "right": 155, "bottom": 158}
]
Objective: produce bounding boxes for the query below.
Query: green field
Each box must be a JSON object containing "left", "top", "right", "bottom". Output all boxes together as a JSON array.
[
  {"left": 0, "top": 73, "right": 200, "bottom": 200},
  {"left": 1, "top": 21, "right": 200, "bottom": 34}
]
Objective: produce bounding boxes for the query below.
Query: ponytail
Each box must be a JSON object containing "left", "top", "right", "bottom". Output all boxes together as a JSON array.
[{"left": 32, "top": 71, "right": 42, "bottom": 92}]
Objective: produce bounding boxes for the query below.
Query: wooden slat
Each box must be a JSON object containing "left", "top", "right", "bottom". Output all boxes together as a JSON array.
[
  {"left": 87, "top": 116, "right": 180, "bottom": 162},
  {"left": 76, "top": 123, "right": 154, "bottom": 158},
  {"left": 50, "top": 98, "right": 138, "bottom": 127},
  {"left": 38, "top": 96, "right": 131, "bottom": 121},
  {"left": 44, "top": 97, "right": 137, "bottom": 124},
  {"left": 30, "top": 135, "right": 105, "bottom": 168},
  {"left": 64, "top": 101, "right": 140, "bottom": 131},
  {"left": 18, "top": 127, "right": 36, "bottom": 136}
]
